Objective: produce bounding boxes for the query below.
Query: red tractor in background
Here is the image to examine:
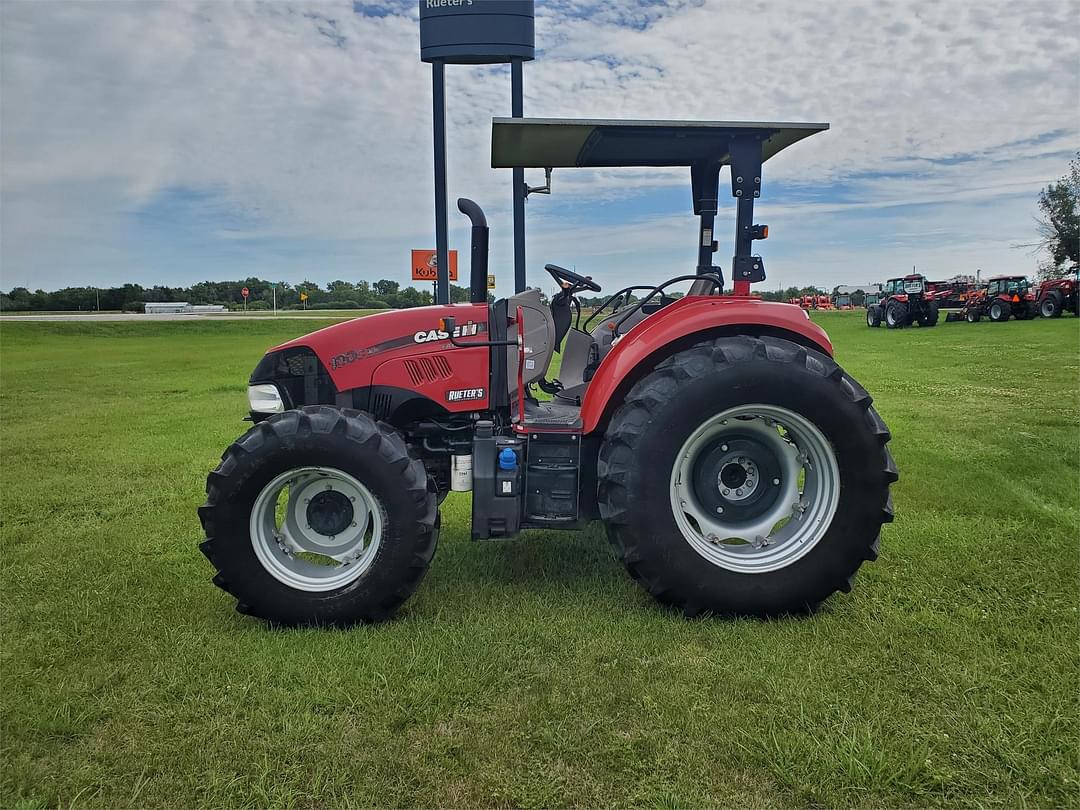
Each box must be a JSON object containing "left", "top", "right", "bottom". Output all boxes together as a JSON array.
[
  {"left": 1036, "top": 272, "right": 1078, "bottom": 318},
  {"left": 198, "top": 118, "right": 896, "bottom": 627},
  {"left": 866, "top": 274, "right": 939, "bottom": 328},
  {"left": 958, "top": 275, "right": 1037, "bottom": 322}
]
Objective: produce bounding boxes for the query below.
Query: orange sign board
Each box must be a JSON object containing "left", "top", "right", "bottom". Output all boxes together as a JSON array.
[{"left": 411, "top": 249, "right": 458, "bottom": 282}]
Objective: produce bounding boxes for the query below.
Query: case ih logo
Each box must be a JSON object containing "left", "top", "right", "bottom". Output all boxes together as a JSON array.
[
  {"left": 446, "top": 388, "right": 484, "bottom": 402},
  {"left": 414, "top": 322, "right": 480, "bottom": 343}
]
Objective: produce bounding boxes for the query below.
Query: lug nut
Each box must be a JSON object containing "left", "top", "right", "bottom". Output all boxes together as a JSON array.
[
  {"left": 721, "top": 444, "right": 729, "bottom": 452},
  {"left": 773, "top": 478, "right": 780, "bottom": 485}
]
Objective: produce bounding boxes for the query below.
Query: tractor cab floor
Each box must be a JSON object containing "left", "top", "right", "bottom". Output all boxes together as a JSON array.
[{"left": 520, "top": 397, "right": 583, "bottom": 430}]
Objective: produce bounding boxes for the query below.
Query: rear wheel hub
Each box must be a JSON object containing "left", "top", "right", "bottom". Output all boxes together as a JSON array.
[{"left": 670, "top": 406, "right": 840, "bottom": 573}]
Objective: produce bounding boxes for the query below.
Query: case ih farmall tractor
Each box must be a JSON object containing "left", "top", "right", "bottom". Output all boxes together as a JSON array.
[
  {"left": 959, "top": 275, "right": 1037, "bottom": 322},
  {"left": 1036, "top": 272, "right": 1078, "bottom": 318},
  {"left": 865, "top": 274, "right": 939, "bottom": 328},
  {"left": 199, "top": 119, "right": 897, "bottom": 626}
]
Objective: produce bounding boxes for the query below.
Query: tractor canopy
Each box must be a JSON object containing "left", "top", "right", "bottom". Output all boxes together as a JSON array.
[
  {"left": 490, "top": 117, "right": 828, "bottom": 168},
  {"left": 491, "top": 117, "right": 829, "bottom": 290}
]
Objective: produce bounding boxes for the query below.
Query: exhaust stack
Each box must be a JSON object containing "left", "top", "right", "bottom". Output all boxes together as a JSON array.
[{"left": 457, "top": 198, "right": 489, "bottom": 304}]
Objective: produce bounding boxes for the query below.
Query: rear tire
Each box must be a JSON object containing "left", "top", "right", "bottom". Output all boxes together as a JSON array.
[
  {"left": 597, "top": 336, "right": 896, "bottom": 617},
  {"left": 920, "top": 302, "right": 939, "bottom": 327},
  {"left": 866, "top": 305, "right": 882, "bottom": 327},
  {"left": 1040, "top": 293, "right": 1062, "bottom": 318},
  {"left": 198, "top": 406, "right": 439, "bottom": 626},
  {"left": 989, "top": 300, "right": 1010, "bottom": 322}
]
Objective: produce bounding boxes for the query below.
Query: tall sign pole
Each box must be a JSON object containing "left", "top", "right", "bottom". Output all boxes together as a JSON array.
[
  {"left": 511, "top": 59, "right": 526, "bottom": 293},
  {"left": 431, "top": 61, "right": 450, "bottom": 305},
  {"left": 419, "top": 1, "right": 535, "bottom": 303}
]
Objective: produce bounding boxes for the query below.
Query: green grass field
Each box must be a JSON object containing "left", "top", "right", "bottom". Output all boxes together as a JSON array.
[{"left": 2, "top": 312, "right": 1078, "bottom": 808}]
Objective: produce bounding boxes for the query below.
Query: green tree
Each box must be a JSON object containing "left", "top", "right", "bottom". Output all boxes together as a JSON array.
[{"left": 1035, "top": 153, "right": 1079, "bottom": 279}]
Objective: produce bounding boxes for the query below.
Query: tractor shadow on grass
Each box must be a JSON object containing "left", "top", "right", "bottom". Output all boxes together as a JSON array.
[{"left": 422, "top": 520, "right": 640, "bottom": 611}]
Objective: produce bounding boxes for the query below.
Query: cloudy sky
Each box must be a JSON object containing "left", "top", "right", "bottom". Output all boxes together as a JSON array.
[{"left": 1, "top": 0, "right": 1077, "bottom": 297}]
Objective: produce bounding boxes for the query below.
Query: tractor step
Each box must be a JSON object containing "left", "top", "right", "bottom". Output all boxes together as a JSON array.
[
  {"left": 522, "top": 432, "right": 581, "bottom": 527},
  {"left": 519, "top": 398, "right": 583, "bottom": 430}
]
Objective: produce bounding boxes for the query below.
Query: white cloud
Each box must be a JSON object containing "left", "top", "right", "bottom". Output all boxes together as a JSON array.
[{"left": 0, "top": 0, "right": 1077, "bottom": 294}]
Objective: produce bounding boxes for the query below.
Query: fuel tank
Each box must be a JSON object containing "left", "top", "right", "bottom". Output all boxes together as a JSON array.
[{"left": 268, "top": 302, "right": 491, "bottom": 413}]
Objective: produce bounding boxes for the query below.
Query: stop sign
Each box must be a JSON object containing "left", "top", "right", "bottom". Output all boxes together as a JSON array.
[{"left": 241, "top": 287, "right": 249, "bottom": 298}]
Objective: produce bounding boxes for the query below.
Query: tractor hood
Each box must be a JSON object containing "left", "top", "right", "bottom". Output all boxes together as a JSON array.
[{"left": 264, "top": 303, "right": 490, "bottom": 394}]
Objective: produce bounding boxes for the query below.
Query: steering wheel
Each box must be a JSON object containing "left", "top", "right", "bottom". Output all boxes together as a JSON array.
[{"left": 545, "top": 263, "right": 601, "bottom": 293}]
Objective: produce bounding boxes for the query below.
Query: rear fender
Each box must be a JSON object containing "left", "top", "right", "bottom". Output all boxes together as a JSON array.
[{"left": 579, "top": 296, "right": 832, "bottom": 434}]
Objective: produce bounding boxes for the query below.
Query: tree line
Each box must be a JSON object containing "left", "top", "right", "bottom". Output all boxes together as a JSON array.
[
  {"left": 0, "top": 278, "right": 479, "bottom": 312},
  {"left": 1, "top": 277, "right": 857, "bottom": 313}
]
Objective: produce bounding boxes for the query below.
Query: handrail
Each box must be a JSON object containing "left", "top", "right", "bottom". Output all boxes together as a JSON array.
[{"left": 612, "top": 273, "right": 722, "bottom": 335}]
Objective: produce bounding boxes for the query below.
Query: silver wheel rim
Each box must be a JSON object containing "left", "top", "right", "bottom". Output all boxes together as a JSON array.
[
  {"left": 866, "top": 310, "right": 874, "bottom": 326},
  {"left": 250, "top": 466, "right": 383, "bottom": 591},
  {"left": 669, "top": 404, "right": 841, "bottom": 574},
  {"left": 886, "top": 308, "right": 897, "bottom": 325}
]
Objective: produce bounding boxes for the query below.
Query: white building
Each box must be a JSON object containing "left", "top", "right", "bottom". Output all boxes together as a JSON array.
[{"left": 144, "top": 302, "right": 193, "bottom": 314}]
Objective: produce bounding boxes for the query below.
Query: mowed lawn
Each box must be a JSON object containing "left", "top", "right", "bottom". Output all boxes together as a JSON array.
[{"left": 1, "top": 312, "right": 1077, "bottom": 809}]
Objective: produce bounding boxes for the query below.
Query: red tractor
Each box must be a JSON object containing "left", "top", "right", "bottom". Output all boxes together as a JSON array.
[
  {"left": 199, "top": 119, "right": 896, "bottom": 626},
  {"left": 959, "top": 275, "right": 1037, "bottom": 322},
  {"left": 865, "top": 274, "right": 939, "bottom": 328},
  {"left": 1036, "top": 272, "right": 1078, "bottom": 318}
]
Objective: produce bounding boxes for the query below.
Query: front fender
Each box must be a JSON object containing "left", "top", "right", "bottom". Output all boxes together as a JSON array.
[{"left": 578, "top": 296, "right": 832, "bottom": 434}]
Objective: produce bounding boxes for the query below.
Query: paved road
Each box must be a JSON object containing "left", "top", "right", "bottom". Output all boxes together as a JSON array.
[{"left": 0, "top": 313, "right": 355, "bottom": 322}]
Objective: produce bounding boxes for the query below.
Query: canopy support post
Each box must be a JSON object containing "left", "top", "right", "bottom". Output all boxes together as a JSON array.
[{"left": 729, "top": 136, "right": 765, "bottom": 297}]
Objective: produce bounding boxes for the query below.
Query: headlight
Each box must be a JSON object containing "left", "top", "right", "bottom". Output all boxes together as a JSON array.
[{"left": 248, "top": 383, "right": 284, "bottom": 413}]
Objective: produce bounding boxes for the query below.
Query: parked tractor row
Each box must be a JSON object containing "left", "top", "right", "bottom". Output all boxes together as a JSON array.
[
  {"left": 788, "top": 294, "right": 834, "bottom": 310},
  {"left": 865, "top": 272, "right": 1077, "bottom": 328}
]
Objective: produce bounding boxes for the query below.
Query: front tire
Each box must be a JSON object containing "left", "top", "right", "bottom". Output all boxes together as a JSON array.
[
  {"left": 597, "top": 336, "right": 897, "bottom": 617},
  {"left": 966, "top": 308, "right": 981, "bottom": 323},
  {"left": 866, "top": 305, "right": 882, "bottom": 327},
  {"left": 1040, "top": 294, "right": 1062, "bottom": 318},
  {"left": 885, "top": 301, "right": 908, "bottom": 329},
  {"left": 198, "top": 406, "right": 439, "bottom": 626},
  {"left": 989, "top": 300, "right": 1010, "bottom": 322}
]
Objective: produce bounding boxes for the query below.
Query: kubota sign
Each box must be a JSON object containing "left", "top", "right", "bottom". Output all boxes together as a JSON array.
[{"left": 411, "top": 249, "right": 458, "bottom": 282}]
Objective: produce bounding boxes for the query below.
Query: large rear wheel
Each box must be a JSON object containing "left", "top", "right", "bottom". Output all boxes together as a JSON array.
[
  {"left": 198, "top": 406, "right": 439, "bottom": 626},
  {"left": 598, "top": 336, "right": 897, "bottom": 617}
]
